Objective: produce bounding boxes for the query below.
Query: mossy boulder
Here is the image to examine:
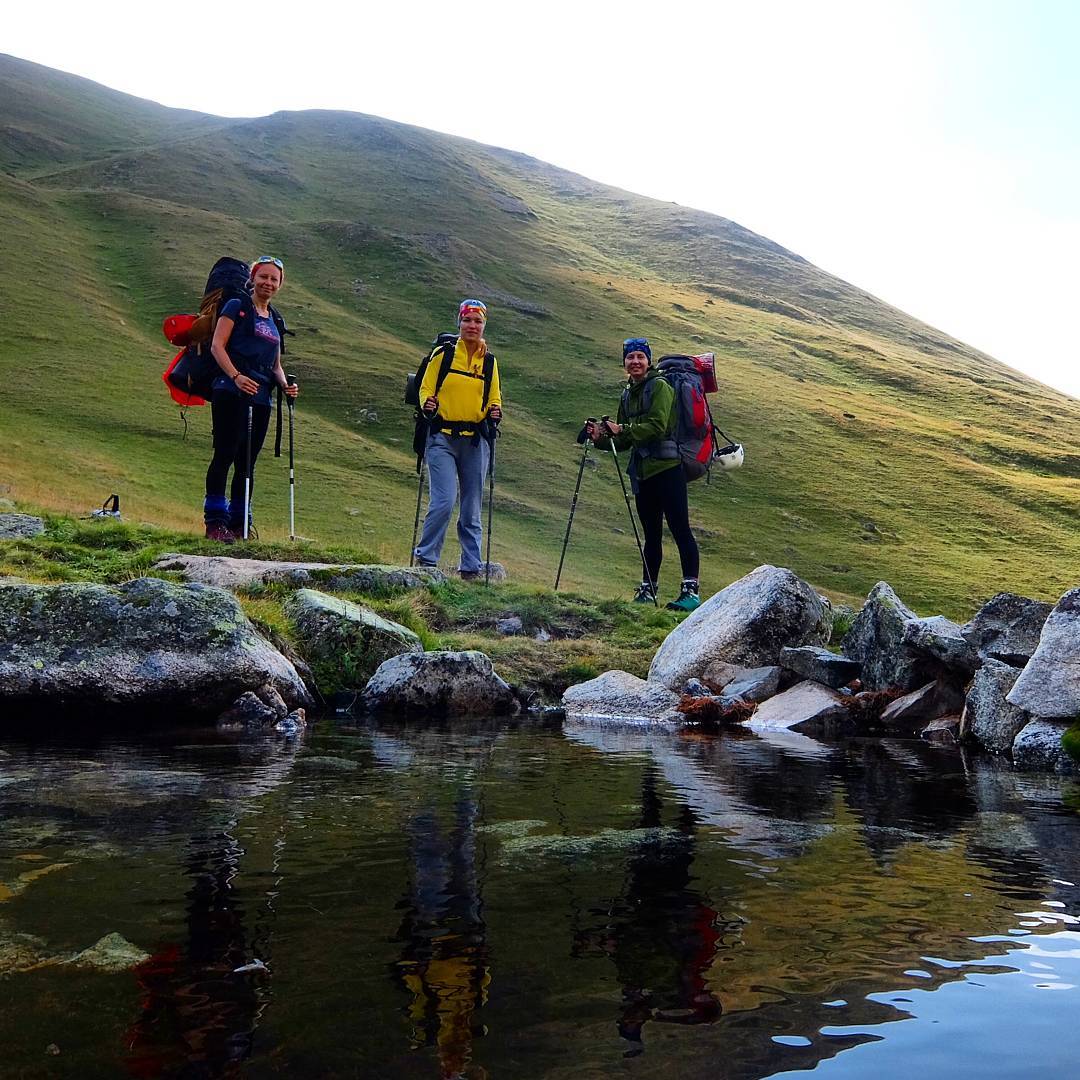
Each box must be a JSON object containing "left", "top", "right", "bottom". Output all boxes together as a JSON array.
[
  {"left": 284, "top": 588, "right": 422, "bottom": 695},
  {"left": 0, "top": 577, "right": 312, "bottom": 722},
  {"left": 363, "top": 650, "right": 518, "bottom": 717},
  {"left": 841, "top": 581, "right": 940, "bottom": 692}
]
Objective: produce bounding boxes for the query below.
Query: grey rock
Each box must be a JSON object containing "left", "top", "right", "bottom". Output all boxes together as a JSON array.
[
  {"left": 701, "top": 660, "right": 743, "bottom": 691},
  {"left": 880, "top": 679, "right": 966, "bottom": 728},
  {"left": 218, "top": 691, "right": 281, "bottom": 730},
  {"left": 1012, "top": 718, "right": 1080, "bottom": 775},
  {"left": 285, "top": 589, "right": 422, "bottom": 690},
  {"left": 275, "top": 709, "right": 307, "bottom": 735},
  {"left": 963, "top": 592, "right": 1053, "bottom": 666},
  {"left": 965, "top": 660, "right": 1030, "bottom": 754},
  {"left": 682, "top": 678, "right": 713, "bottom": 698},
  {"left": 534, "top": 628, "right": 552, "bottom": 643},
  {"left": 0, "top": 578, "right": 312, "bottom": 721},
  {"left": 1006, "top": 589, "right": 1080, "bottom": 718},
  {"left": 562, "top": 670, "right": 680, "bottom": 722},
  {"left": 496, "top": 615, "right": 524, "bottom": 635},
  {"left": 0, "top": 513, "right": 45, "bottom": 540},
  {"left": 722, "top": 665, "right": 782, "bottom": 704},
  {"left": 841, "top": 581, "right": 940, "bottom": 692},
  {"left": 903, "top": 616, "right": 978, "bottom": 678},
  {"left": 649, "top": 565, "right": 831, "bottom": 691},
  {"left": 744, "top": 680, "right": 851, "bottom": 737},
  {"left": 154, "top": 553, "right": 445, "bottom": 592},
  {"left": 921, "top": 715, "right": 962, "bottom": 743},
  {"left": 464, "top": 562, "right": 507, "bottom": 582},
  {"left": 779, "top": 646, "right": 860, "bottom": 689},
  {"left": 364, "top": 650, "right": 518, "bottom": 717}
]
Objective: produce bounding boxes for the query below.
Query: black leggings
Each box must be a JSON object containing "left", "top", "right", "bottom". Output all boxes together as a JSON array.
[
  {"left": 205, "top": 391, "right": 270, "bottom": 519},
  {"left": 634, "top": 465, "right": 699, "bottom": 586}
]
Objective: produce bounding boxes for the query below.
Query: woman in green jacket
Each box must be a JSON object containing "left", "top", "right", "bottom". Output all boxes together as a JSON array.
[{"left": 587, "top": 338, "right": 700, "bottom": 611}]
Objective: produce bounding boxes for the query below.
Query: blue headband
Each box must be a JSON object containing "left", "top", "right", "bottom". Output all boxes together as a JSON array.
[{"left": 622, "top": 337, "right": 651, "bottom": 362}]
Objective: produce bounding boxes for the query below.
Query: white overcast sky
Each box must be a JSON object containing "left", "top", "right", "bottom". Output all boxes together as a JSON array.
[{"left": 6, "top": 0, "right": 1079, "bottom": 397}]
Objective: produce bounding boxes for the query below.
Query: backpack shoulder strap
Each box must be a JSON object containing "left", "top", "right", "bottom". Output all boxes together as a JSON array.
[
  {"left": 269, "top": 303, "right": 287, "bottom": 354},
  {"left": 433, "top": 338, "right": 458, "bottom": 393},
  {"left": 481, "top": 350, "right": 495, "bottom": 411}
]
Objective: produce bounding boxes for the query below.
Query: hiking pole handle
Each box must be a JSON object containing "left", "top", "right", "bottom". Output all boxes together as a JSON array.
[{"left": 576, "top": 417, "right": 597, "bottom": 445}]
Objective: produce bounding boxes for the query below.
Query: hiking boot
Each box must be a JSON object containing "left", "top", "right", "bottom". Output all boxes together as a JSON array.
[
  {"left": 632, "top": 581, "right": 657, "bottom": 604},
  {"left": 460, "top": 569, "right": 480, "bottom": 581},
  {"left": 666, "top": 580, "right": 701, "bottom": 612},
  {"left": 205, "top": 522, "right": 235, "bottom": 544}
]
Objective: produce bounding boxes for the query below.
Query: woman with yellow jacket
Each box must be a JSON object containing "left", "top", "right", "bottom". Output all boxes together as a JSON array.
[{"left": 413, "top": 299, "right": 503, "bottom": 579}]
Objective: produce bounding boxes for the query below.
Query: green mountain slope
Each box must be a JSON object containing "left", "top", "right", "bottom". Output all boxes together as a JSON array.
[{"left": 2, "top": 53, "right": 1078, "bottom": 616}]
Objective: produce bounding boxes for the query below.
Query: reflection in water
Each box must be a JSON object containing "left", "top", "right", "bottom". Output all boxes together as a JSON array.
[
  {"left": 124, "top": 832, "right": 264, "bottom": 1078},
  {"left": 395, "top": 794, "right": 490, "bottom": 1080},
  {"left": 4, "top": 722, "right": 1080, "bottom": 1078},
  {"left": 574, "top": 768, "right": 725, "bottom": 1053}
]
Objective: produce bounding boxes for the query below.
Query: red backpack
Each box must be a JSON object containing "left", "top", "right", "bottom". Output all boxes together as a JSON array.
[{"left": 655, "top": 353, "right": 720, "bottom": 481}]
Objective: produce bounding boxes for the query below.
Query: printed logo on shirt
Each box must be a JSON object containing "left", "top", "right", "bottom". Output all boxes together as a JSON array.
[{"left": 254, "top": 316, "right": 279, "bottom": 343}]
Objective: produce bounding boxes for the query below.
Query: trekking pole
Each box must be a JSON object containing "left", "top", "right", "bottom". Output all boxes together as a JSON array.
[
  {"left": 409, "top": 414, "right": 431, "bottom": 567},
  {"left": 554, "top": 422, "right": 593, "bottom": 591},
  {"left": 602, "top": 416, "right": 658, "bottom": 607},
  {"left": 286, "top": 375, "right": 297, "bottom": 540},
  {"left": 409, "top": 466, "right": 425, "bottom": 567},
  {"left": 243, "top": 403, "right": 253, "bottom": 541},
  {"left": 484, "top": 420, "right": 499, "bottom": 586}
]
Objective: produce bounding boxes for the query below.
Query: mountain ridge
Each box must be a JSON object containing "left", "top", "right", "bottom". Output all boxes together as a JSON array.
[{"left": 1, "top": 52, "right": 1077, "bottom": 615}]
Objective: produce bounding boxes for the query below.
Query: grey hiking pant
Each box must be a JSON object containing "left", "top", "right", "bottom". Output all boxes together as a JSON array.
[{"left": 414, "top": 432, "right": 490, "bottom": 572}]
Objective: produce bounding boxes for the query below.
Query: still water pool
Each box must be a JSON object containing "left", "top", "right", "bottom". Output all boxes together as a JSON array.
[{"left": 2, "top": 717, "right": 1080, "bottom": 1079}]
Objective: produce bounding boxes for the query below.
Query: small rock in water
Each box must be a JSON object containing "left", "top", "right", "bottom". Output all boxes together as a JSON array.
[
  {"left": 217, "top": 691, "right": 280, "bottom": 730},
  {"left": 45, "top": 1044, "right": 61, "bottom": 1056},
  {"left": 275, "top": 708, "right": 307, "bottom": 735}
]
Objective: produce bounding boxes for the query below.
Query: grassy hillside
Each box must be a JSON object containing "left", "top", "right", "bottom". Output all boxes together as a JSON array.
[{"left": 2, "top": 53, "right": 1078, "bottom": 620}]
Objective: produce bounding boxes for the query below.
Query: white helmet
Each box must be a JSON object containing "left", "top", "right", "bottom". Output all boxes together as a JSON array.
[{"left": 714, "top": 442, "right": 745, "bottom": 470}]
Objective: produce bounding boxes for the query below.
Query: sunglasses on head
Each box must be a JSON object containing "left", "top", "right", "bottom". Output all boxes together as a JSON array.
[
  {"left": 252, "top": 256, "right": 284, "bottom": 271},
  {"left": 623, "top": 338, "right": 649, "bottom": 351}
]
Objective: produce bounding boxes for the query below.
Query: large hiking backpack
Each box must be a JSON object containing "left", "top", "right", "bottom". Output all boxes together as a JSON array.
[
  {"left": 626, "top": 353, "right": 722, "bottom": 482},
  {"left": 161, "top": 257, "right": 287, "bottom": 406},
  {"left": 405, "top": 334, "right": 495, "bottom": 470}
]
